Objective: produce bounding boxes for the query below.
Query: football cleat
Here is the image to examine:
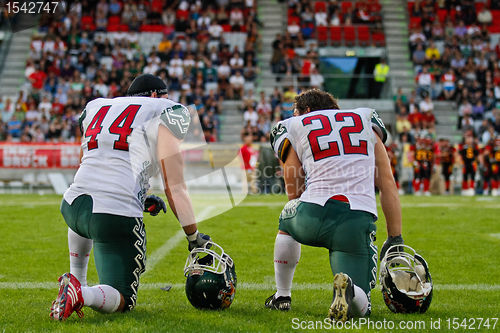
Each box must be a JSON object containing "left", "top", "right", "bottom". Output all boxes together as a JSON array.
[
  {"left": 328, "top": 273, "right": 354, "bottom": 322},
  {"left": 265, "top": 293, "right": 291, "bottom": 311},
  {"left": 49, "top": 273, "right": 84, "bottom": 321}
]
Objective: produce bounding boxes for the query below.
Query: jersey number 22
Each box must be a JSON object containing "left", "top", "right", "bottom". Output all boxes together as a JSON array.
[{"left": 302, "top": 112, "right": 368, "bottom": 161}]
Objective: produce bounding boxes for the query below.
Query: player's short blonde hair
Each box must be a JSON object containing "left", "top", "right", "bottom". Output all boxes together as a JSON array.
[{"left": 294, "top": 89, "right": 339, "bottom": 115}]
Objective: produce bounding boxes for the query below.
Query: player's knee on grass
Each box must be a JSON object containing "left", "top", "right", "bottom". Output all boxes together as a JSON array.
[{"left": 91, "top": 216, "right": 146, "bottom": 312}]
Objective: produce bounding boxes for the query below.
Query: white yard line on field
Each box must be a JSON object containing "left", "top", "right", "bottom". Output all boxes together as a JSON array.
[
  {"left": 489, "top": 233, "right": 500, "bottom": 239},
  {"left": 0, "top": 282, "right": 499, "bottom": 291},
  {"left": 144, "top": 206, "right": 215, "bottom": 274}
]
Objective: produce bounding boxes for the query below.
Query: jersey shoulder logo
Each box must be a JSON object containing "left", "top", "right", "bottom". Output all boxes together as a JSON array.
[
  {"left": 371, "top": 110, "right": 388, "bottom": 143},
  {"left": 160, "top": 104, "right": 191, "bottom": 139},
  {"left": 270, "top": 122, "right": 288, "bottom": 149}
]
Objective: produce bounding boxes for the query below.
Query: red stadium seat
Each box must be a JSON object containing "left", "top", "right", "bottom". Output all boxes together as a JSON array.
[
  {"left": 221, "top": 24, "right": 232, "bottom": 32},
  {"left": 119, "top": 24, "right": 129, "bottom": 32},
  {"left": 176, "top": 9, "right": 189, "bottom": 20},
  {"left": 341, "top": 1, "right": 353, "bottom": 14},
  {"left": 372, "top": 32, "right": 386, "bottom": 46},
  {"left": 140, "top": 25, "right": 163, "bottom": 32},
  {"left": 474, "top": 2, "right": 485, "bottom": 13},
  {"left": 492, "top": 10, "right": 500, "bottom": 23},
  {"left": 369, "top": 3, "right": 382, "bottom": 13},
  {"left": 357, "top": 25, "right": 370, "bottom": 46},
  {"left": 343, "top": 26, "right": 356, "bottom": 46},
  {"left": 408, "top": 1, "right": 414, "bottom": 15},
  {"left": 288, "top": 16, "right": 300, "bottom": 25},
  {"left": 437, "top": 9, "right": 447, "bottom": 23},
  {"left": 449, "top": 9, "right": 457, "bottom": 22},
  {"left": 151, "top": 0, "right": 163, "bottom": 13},
  {"left": 330, "top": 26, "right": 342, "bottom": 45},
  {"left": 409, "top": 17, "right": 422, "bottom": 29},
  {"left": 317, "top": 26, "right": 329, "bottom": 46},
  {"left": 108, "top": 16, "right": 120, "bottom": 26},
  {"left": 488, "top": 25, "right": 500, "bottom": 34},
  {"left": 314, "top": 1, "right": 326, "bottom": 12},
  {"left": 107, "top": 24, "right": 120, "bottom": 32},
  {"left": 81, "top": 15, "right": 95, "bottom": 31}
]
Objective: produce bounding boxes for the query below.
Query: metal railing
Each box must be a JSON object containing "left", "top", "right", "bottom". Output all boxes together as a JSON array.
[{"left": 260, "top": 73, "right": 392, "bottom": 98}]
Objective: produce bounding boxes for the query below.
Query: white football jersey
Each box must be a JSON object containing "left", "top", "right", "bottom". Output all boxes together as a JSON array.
[
  {"left": 64, "top": 97, "right": 190, "bottom": 217},
  {"left": 272, "top": 108, "right": 380, "bottom": 217}
]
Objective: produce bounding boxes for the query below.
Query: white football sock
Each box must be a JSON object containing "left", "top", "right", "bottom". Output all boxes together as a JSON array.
[
  {"left": 274, "top": 233, "right": 301, "bottom": 298},
  {"left": 82, "top": 285, "right": 121, "bottom": 313},
  {"left": 68, "top": 228, "right": 92, "bottom": 287},
  {"left": 351, "top": 284, "right": 369, "bottom": 317}
]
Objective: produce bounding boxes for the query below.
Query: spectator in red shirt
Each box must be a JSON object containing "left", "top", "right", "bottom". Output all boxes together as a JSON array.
[
  {"left": 29, "top": 65, "right": 47, "bottom": 92},
  {"left": 52, "top": 97, "right": 65, "bottom": 116},
  {"left": 240, "top": 134, "right": 257, "bottom": 194}
]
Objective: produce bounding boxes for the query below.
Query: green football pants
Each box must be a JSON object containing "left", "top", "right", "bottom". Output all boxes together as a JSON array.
[
  {"left": 61, "top": 195, "right": 146, "bottom": 311},
  {"left": 279, "top": 199, "right": 377, "bottom": 294}
]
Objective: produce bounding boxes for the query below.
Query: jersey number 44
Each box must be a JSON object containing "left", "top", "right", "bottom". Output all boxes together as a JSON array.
[{"left": 85, "top": 104, "right": 140, "bottom": 151}]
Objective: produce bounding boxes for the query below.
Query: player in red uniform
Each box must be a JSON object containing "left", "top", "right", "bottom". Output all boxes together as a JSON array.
[
  {"left": 482, "top": 136, "right": 500, "bottom": 196},
  {"left": 386, "top": 143, "right": 401, "bottom": 193},
  {"left": 439, "top": 138, "right": 455, "bottom": 194},
  {"left": 458, "top": 131, "right": 479, "bottom": 196},
  {"left": 411, "top": 135, "right": 434, "bottom": 195}
]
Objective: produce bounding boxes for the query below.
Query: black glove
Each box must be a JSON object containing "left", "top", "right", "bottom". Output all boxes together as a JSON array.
[
  {"left": 144, "top": 195, "right": 167, "bottom": 216},
  {"left": 187, "top": 231, "right": 211, "bottom": 251},
  {"left": 380, "top": 235, "right": 404, "bottom": 261}
]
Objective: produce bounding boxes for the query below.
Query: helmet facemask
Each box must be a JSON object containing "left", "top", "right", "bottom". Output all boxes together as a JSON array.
[
  {"left": 184, "top": 241, "right": 237, "bottom": 309},
  {"left": 379, "top": 245, "right": 433, "bottom": 313}
]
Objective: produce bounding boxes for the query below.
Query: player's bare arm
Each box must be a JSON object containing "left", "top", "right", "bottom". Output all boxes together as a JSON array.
[
  {"left": 281, "top": 147, "right": 305, "bottom": 200},
  {"left": 157, "top": 125, "right": 196, "bottom": 232},
  {"left": 157, "top": 124, "right": 210, "bottom": 249}
]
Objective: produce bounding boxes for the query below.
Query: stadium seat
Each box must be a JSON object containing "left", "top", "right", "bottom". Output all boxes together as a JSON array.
[
  {"left": 176, "top": 9, "right": 189, "bottom": 20},
  {"left": 288, "top": 16, "right": 300, "bottom": 25},
  {"left": 119, "top": 24, "right": 129, "bottom": 32},
  {"left": 437, "top": 9, "right": 447, "bottom": 23},
  {"left": 317, "top": 26, "right": 329, "bottom": 46},
  {"left": 369, "top": 3, "right": 382, "bottom": 13},
  {"left": 81, "top": 15, "right": 95, "bottom": 31},
  {"left": 343, "top": 26, "right": 356, "bottom": 46},
  {"left": 341, "top": 1, "right": 353, "bottom": 14},
  {"left": 409, "top": 17, "right": 422, "bottom": 29},
  {"left": 487, "top": 25, "right": 500, "bottom": 34},
  {"left": 108, "top": 16, "right": 120, "bottom": 26},
  {"left": 449, "top": 9, "right": 457, "bottom": 22},
  {"left": 314, "top": 1, "right": 326, "bottom": 12},
  {"left": 222, "top": 24, "right": 232, "bottom": 32},
  {"left": 151, "top": 0, "right": 163, "bottom": 13},
  {"left": 407, "top": 1, "right": 414, "bottom": 15},
  {"left": 474, "top": 2, "right": 485, "bottom": 13},
  {"left": 140, "top": 25, "right": 163, "bottom": 32},
  {"left": 372, "top": 32, "right": 386, "bottom": 46},
  {"left": 330, "top": 26, "right": 342, "bottom": 46},
  {"left": 107, "top": 24, "right": 120, "bottom": 32},
  {"left": 357, "top": 25, "right": 370, "bottom": 46},
  {"left": 492, "top": 10, "right": 500, "bottom": 23}
]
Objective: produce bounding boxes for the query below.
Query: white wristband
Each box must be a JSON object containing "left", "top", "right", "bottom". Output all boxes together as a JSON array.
[{"left": 186, "top": 230, "right": 199, "bottom": 242}]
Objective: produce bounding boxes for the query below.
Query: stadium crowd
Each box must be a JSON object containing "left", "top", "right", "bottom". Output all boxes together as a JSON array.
[
  {"left": 0, "top": 0, "right": 260, "bottom": 144},
  {"left": 387, "top": 0, "right": 499, "bottom": 196}
]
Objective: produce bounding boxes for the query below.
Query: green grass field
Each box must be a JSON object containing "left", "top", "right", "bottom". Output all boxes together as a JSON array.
[{"left": 0, "top": 194, "right": 499, "bottom": 332}]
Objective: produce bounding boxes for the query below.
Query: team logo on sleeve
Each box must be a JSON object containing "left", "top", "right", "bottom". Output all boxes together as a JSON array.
[
  {"left": 270, "top": 123, "right": 287, "bottom": 149},
  {"left": 160, "top": 105, "right": 190, "bottom": 139}
]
